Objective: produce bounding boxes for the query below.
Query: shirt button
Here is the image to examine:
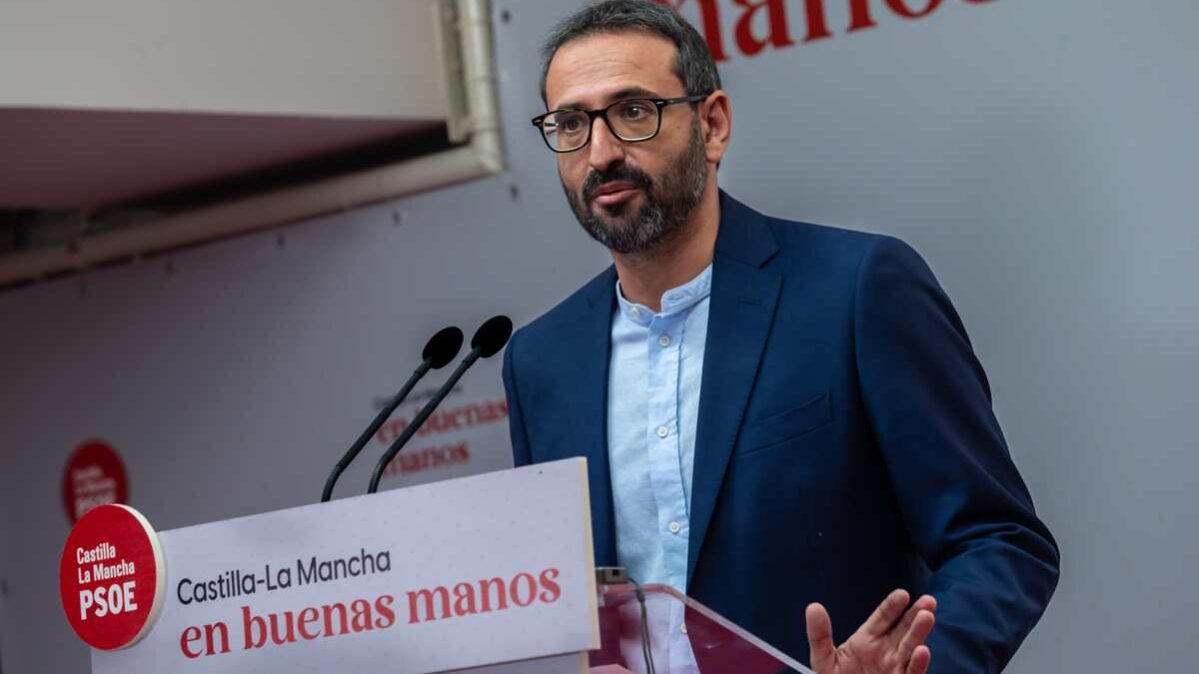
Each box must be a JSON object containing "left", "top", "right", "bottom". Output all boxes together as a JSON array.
[
  {"left": 658, "top": 335, "right": 671, "bottom": 347},
  {"left": 629, "top": 307, "right": 640, "bottom": 318},
  {"left": 680, "top": 623, "right": 688, "bottom": 635},
  {"left": 669, "top": 521, "right": 681, "bottom": 534},
  {"left": 657, "top": 426, "right": 669, "bottom": 439}
]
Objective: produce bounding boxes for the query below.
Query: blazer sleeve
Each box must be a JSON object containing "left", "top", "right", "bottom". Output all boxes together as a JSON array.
[
  {"left": 502, "top": 331, "right": 533, "bottom": 468},
  {"left": 853, "top": 236, "right": 1060, "bottom": 674}
]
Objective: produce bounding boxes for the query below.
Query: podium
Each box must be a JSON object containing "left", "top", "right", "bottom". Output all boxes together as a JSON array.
[{"left": 59, "top": 458, "right": 814, "bottom": 674}]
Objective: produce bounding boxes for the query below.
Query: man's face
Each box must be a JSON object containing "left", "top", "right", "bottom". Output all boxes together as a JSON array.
[{"left": 544, "top": 31, "right": 709, "bottom": 255}]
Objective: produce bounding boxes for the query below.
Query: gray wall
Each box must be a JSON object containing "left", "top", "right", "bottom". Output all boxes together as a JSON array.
[{"left": 1, "top": 0, "right": 1196, "bottom": 671}]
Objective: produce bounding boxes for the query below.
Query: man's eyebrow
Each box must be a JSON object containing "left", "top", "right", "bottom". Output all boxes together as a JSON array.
[{"left": 553, "top": 86, "right": 664, "bottom": 111}]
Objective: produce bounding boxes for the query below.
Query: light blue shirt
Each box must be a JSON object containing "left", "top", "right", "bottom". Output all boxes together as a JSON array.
[{"left": 607, "top": 264, "right": 712, "bottom": 593}]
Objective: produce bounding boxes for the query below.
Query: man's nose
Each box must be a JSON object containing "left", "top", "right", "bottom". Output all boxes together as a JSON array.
[{"left": 587, "top": 117, "right": 625, "bottom": 172}]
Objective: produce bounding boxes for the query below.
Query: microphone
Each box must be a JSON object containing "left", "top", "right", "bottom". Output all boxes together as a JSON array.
[
  {"left": 367, "top": 315, "right": 513, "bottom": 494},
  {"left": 320, "top": 326, "right": 464, "bottom": 502}
]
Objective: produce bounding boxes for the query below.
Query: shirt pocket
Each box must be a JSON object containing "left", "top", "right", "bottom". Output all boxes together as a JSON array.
[{"left": 736, "top": 390, "right": 833, "bottom": 456}]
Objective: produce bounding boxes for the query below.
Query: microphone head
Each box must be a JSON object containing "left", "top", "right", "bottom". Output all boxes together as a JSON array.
[
  {"left": 423, "top": 326, "right": 465, "bottom": 369},
  {"left": 470, "top": 315, "right": 513, "bottom": 358}
]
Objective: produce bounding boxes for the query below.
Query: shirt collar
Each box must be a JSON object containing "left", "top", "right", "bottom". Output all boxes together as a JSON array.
[{"left": 615, "top": 264, "right": 713, "bottom": 326}]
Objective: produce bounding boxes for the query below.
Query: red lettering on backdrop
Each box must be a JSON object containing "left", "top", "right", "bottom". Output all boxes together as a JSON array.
[
  {"left": 732, "top": 0, "right": 795, "bottom": 56},
  {"left": 382, "top": 442, "right": 471, "bottom": 478},
  {"left": 655, "top": 0, "right": 995, "bottom": 60},
  {"left": 847, "top": 0, "right": 878, "bottom": 32},
  {"left": 885, "top": 0, "right": 943, "bottom": 19},
  {"left": 374, "top": 400, "right": 508, "bottom": 445},
  {"left": 801, "top": 0, "right": 834, "bottom": 42}
]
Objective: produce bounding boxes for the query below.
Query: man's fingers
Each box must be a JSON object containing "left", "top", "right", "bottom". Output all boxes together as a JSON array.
[
  {"left": 805, "top": 602, "right": 837, "bottom": 672},
  {"left": 908, "top": 594, "right": 937, "bottom": 617},
  {"left": 897, "top": 609, "right": 935, "bottom": 664},
  {"left": 891, "top": 595, "right": 937, "bottom": 642},
  {"left": 905, "top": 645, "right": 932, "bottom": 674},
  {"left": 862, "top": 589, "right": 911, "bottom": 637}
]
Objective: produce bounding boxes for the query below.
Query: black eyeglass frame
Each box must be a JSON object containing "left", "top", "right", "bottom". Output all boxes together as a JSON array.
[{"left": 531, "top": 94, "right": 709, "bottom": 153}]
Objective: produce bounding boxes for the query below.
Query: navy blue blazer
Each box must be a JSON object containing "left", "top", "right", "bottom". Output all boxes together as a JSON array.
[{"left": 502, "top": 191, "right": 1059, "bottom": 674}]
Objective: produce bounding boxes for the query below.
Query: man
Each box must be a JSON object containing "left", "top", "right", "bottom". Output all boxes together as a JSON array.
[{"left": 502, "top": 2, "right": 1059, "bottom": 673}]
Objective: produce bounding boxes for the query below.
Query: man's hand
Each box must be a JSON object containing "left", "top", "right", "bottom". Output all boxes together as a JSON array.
[{"left": 805, "top": 590, "right": 936, "bottom": 674}]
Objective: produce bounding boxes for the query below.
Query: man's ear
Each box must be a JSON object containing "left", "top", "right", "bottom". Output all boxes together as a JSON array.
[{"left": 700, "top": 90, "right": 732, "bottom": 165}]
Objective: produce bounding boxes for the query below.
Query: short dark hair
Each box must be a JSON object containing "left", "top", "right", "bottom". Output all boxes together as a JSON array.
[{"left": 539, "top": 0, "right": 722, "bottom": 105}]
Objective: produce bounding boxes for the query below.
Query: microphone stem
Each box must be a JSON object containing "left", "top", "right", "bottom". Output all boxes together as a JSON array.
[
  {"left": 321, "top": 360, "right": 432, "bottom": 502},
  {"left": 367, "top": 349, "right": 481, "bottom": 494}
]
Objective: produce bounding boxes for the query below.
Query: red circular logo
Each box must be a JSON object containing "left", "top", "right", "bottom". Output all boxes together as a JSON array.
[
  {"left": 59, "top": 504, "right": 165, "bottom": 650},
  {"left": 62, "top": 440, "right": 129, "bottom": 524}
]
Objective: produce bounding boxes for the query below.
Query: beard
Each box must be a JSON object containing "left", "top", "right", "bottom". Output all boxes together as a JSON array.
[{"left": 561, "top": 118, "right": 709, "bottom": 255}]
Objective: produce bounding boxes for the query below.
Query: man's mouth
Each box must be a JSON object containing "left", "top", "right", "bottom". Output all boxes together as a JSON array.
[{"left": 589, "top": 181, "right": 640, "bottom": 207}]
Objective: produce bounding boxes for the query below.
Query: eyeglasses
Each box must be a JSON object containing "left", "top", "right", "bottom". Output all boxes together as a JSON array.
[{"left": 531, "top": 95, "right": 708, "bottom": 153}]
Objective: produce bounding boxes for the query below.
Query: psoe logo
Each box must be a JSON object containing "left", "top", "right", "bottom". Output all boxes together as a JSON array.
[
  {"left": 62, "top": 440, "right": 129, "bottom": 524},
  {"left": 59, "top": 504, "right": 166, "bottom": 650}
]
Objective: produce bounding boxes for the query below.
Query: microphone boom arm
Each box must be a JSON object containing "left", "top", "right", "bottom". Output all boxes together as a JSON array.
[
  {"left": 320, "top": 360, "right": 432, "bottom": 502},
  {"left": 366, "top": 351, "right": 481, "bottom": 494}
]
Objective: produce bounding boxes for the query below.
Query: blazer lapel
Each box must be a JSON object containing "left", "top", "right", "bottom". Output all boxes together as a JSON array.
[
  {"left": 687, "top": 192, "right": 782, "bottom": 588},
  {"left": 570, "top": 266, "right": 619, "bottom": 567}
]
